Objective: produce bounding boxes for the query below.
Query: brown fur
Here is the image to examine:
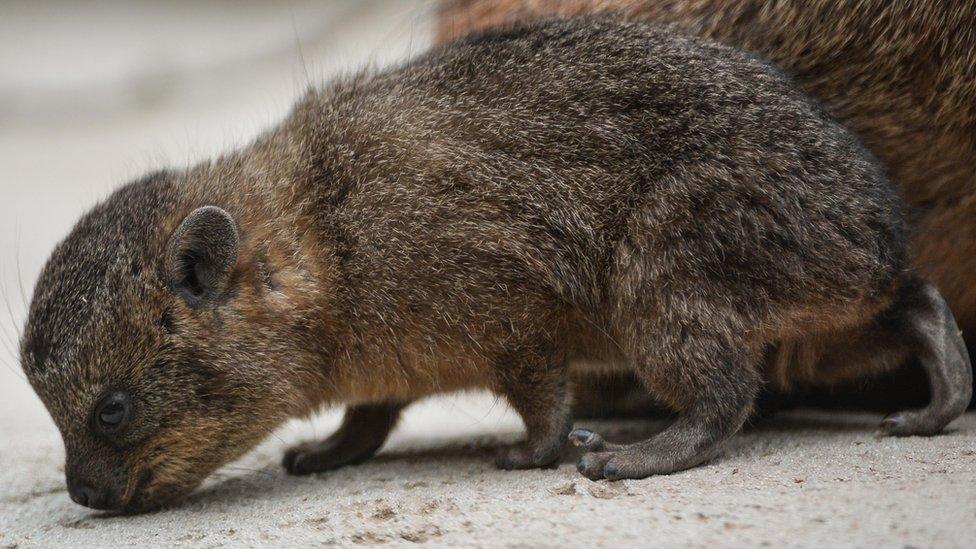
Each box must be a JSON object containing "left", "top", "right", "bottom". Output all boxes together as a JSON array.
[
  {"left": 437, "top": 0, "right": 976, "bottom": 414},
  {"left": 21, "top": 17, "right": 971, "bottom": 511},
  {"left": 438, "top": 0, "right": 976, "bottom": 345}
]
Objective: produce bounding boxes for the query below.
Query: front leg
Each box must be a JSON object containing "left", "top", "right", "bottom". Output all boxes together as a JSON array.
[
  {"left": 283, "top": 402, "right": 407, "bottom": 476},
  {"left": 493, "top": 346, "right": 572, "bottom": 470}
]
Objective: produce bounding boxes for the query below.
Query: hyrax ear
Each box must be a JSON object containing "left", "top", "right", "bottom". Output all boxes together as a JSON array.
[{"left": 164, "top": 206, "right": 239, "bottom": 307}]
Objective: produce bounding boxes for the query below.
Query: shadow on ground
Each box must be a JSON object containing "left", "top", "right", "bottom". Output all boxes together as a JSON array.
[{"left": 154, "top": 408, "right": 894, "bottom": 513}]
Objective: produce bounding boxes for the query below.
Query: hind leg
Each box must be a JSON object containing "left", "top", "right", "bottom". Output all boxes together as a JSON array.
[
  {"left": 779, "top": 277, "right": 971, "bottom": 435},
  {"left": 880, "top": 279, "right": 972, "bottom": 435},
  {"left": 572, "top": 324, "right": 762, "bottom": 480}
]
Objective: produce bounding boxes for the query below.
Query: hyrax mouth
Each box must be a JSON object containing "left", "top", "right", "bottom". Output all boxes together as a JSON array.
[{"left": 119, "top": 468, "right": 156, "bottom": 514}]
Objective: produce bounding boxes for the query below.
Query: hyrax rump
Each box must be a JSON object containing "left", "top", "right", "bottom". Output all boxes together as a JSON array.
[{"left": 21, "top": 17, "right": 972, "bottom": 512}]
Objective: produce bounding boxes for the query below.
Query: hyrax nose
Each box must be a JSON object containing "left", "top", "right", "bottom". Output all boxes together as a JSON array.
[{"left": 67, "top": 479, "right": 117, "bottom": 510}]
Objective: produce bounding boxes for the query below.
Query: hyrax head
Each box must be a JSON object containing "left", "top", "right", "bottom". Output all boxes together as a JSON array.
[{"left": 20, "top": 172, "right": 321, "bottom": 512}]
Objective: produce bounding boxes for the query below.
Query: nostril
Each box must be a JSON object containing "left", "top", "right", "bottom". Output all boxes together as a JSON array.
[
  {"left": 69, "top": 484, "right": 95, "bottom": 508},
  {"left": 66, "top": 473, "right": 123, "bottom": 511}
]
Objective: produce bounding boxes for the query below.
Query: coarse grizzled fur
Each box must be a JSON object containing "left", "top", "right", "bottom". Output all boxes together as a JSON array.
[
  {"left": 21, "top": 17, "right": 972, "bottom": 513},
  {"left": 437, "top": 0, "right": 976, "bottom": 413}
]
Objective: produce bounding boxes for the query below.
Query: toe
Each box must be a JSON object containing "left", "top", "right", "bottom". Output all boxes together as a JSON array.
[
  {"left": 495, "top": 451, "right": 519, "bottom": 470},
  {"left": 283, "top": 442, "right": 324, "bottom": 475},
  {"left": 878, "top": 413, "right": 905, "bottom": 435},
  {"left": 283, "top": 450, "right": 307, "bottom": 475},
  {"left": 496, "top": 444, "right": 561, "bottom": 470},
  {"left": 569, "top": 429, "right": 606, "bottom": 451},
  {"left": 577, "top": 452, "right": 611, "bottom": 480}
]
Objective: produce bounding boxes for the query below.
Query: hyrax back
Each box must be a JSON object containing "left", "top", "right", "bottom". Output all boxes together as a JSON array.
[
  {"left": 22, "top": 17, "right": 972, "bottom": 511},
  {"left": 437, "top": 0, "right": 976, "bottom": 347},
  {"left": 438, "top": 0, "right": 976, "bottom": 417}
]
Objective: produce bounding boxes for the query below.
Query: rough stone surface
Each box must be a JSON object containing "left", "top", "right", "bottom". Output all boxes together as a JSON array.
[
  {"left": 1, "top": 396, "right": 974, "bottom": 547},
  {"left": 1, "top": 2, "right": 971, "bottom": 547}
]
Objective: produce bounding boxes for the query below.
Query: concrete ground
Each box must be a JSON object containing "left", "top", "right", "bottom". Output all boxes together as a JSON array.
[
  {"left": 1, "top": 402, "right": 974, "bottom": 548},
  {"left": 1, "top": 2, "right": 973, "bottom": 547}
]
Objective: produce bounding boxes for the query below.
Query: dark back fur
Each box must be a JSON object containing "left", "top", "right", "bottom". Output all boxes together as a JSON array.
[{"left": 438, "top": 0, "right": 976, "bottom": 342}]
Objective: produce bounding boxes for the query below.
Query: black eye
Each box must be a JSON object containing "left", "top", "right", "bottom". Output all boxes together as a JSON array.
[{"left": 95, "top": 392, "right": 131, "bottom": 432}]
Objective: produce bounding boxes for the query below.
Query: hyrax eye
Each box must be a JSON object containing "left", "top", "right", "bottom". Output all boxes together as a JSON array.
[{"left": 95, "top": 392, "right": 131, "bottom": 431}]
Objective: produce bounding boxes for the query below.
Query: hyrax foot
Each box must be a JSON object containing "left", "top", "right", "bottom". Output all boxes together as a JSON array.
[
  {"left": 283, "top": 439, "right": 366, "bottom": 476},
  {"left": 879, "top": 411, "right": 947, "bottom": 437},
  {"left": 495, "top": 411, "right": 572, "bottom": 471},
  {"left": 570, "top": 428, "right": 705, "bottom": 480},
  {"left": 879, "top": 281, "right": 973, "bottom": 437},
  {"left": 495, "top": 441, "right": 563, "bottom": 470},
  {"left": 283, "top": 403, "right": 405, "bottom": 476},
  {"left": 569, "top": 359, "right": 758, "bottom": 480}
]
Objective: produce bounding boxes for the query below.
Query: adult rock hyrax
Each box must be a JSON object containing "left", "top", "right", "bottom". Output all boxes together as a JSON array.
[{"left": 20, "top": 17, "right": 972, "bottom": 512}]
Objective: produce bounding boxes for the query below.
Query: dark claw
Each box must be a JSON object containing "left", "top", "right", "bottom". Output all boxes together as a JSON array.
[
  {"left": 569, "top": 428, "right": 594, "bottom": 445},
  {"left": 879, "top": 413, "right": 904, "bottom": 433},
  {"left": 569, "top": 428, "right": 605, "bottom": 450},
  {"left": 283, "top": 451, "right": 308, "bottom": 476}
]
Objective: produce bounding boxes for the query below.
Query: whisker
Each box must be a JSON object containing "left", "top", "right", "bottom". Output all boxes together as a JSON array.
[
  {"left": 0, "top": 314, "right": 26, "bottom": 383},
  {"left": 578, "top": 311, "right": 626, "bottom": 355},
  {"left": 218, "top": 466, "right": 277, "bottom": 479},
  {"left": 0, "top": 317, "right": 19, "bottom": 360},
  {"left": 0, "top": 353, "right": 27, "bottom": 383},
  {"left": 267, "top": 430, "right": 287, "bottom": 446},
  {"left": 0, "top": 330, "right": 19, "bottom": 365},
  {"left": 14, "top": 229, "right": 30, "bottom": 308},
  {"left": 0, "top": 272, "right": 24, "bottom": 337},
  {"left": 0, "top": 265, "right": 27, "bottom": 383},
  {"left": 0, "top": 280, "right": 24, "bottom": 361},
  {"left": 289, "top": 7, "right": 311, "bottom": 89}
]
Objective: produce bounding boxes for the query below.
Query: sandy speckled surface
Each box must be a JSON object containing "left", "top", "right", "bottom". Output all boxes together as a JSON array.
[{"left": 2, "top": 403, "right": 974, "bottom": 547}]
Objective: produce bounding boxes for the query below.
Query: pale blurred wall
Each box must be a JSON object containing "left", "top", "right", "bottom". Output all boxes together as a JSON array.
[{"left": 0, "top": 0, "right": 435, "bottom": 417}]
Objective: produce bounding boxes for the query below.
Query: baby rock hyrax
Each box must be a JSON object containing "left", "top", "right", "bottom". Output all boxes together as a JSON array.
[{"left": 21, "top": 17, "right": 972, "bottom": 512}]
